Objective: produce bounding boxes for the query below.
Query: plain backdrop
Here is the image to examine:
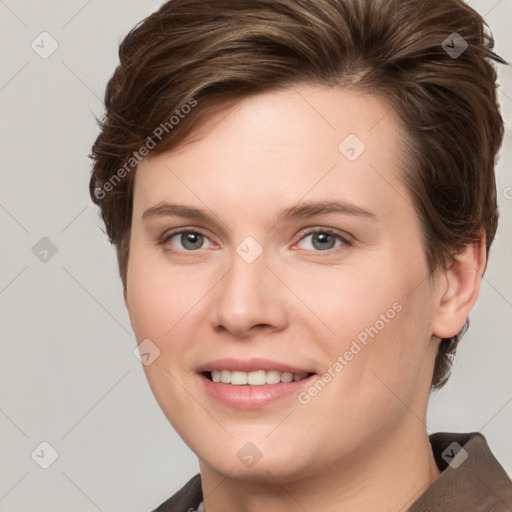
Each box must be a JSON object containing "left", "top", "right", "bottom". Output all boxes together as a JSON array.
[{"left": 1, "top": 1, "right": 511, "bottom": 511}]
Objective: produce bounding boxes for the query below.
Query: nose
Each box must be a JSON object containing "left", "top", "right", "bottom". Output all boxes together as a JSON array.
[{"left": 209, "top": 244, "right": 288, "bottom": 339}]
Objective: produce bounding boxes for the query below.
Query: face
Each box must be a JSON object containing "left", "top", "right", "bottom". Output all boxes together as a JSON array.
[{"left": 124, "top": 84, "right": 442, "bottom": 484}]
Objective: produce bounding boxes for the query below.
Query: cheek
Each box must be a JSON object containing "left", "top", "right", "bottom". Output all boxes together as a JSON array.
[
  {"left": 126, "top": 258, "right": 206, "bottom": 426},
  {"left": 309, "top": 302, "right": 431, "bottom": 459},
  {"left": 126, "top": 248, "right": 208, "bottom": 340},
  {"left": 311, "top": 253, "right": 433, "bottom": 401},
  {"left": 285, "top": 258, "right": 404, "bottom": 350},
  {"left": 339, "top": 282, "right": 434, "bottom": 418}
]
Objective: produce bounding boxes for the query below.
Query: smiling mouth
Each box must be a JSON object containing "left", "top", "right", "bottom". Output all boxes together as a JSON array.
[{"left": 204, "top": 370, "right": 313, "bottom": 385}]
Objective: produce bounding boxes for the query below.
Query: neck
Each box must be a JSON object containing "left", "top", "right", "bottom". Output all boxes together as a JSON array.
[{"left": 199, "top": 421, "right": 441, "bottom": 512}]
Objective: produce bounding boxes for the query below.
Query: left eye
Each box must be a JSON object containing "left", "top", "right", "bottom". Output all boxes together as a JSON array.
[
  {"left": 296, "top": 230, "right": 346, "bottom": 251},
  {"left": 165, "top": 230, "right": 214, "bottom": 251}
]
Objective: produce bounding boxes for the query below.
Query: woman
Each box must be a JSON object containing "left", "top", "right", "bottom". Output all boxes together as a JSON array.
[{"left": 89, "top": 0, "right": 512, "bottom": 510}]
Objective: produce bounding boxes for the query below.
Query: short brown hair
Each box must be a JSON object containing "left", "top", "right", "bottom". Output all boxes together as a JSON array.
[{"left": 89, "top": 0, "right": 505, "bottom": 390}]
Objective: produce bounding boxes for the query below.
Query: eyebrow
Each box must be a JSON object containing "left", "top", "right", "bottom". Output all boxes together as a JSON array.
[{"left": 142, "top": 200, "right": 378, "bottom": 228}]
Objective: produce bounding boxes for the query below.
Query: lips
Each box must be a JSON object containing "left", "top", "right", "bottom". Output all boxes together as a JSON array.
[
  {"left": 196, "top": 357, "right": 314, "bottom": 375},
  {"left": 196, "top": 358, "right": 316, "bottom": 408}
]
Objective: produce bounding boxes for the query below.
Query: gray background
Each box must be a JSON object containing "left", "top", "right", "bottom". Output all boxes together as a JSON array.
[{"left": 0, "top": 1, "right": 511, "bottom": 511}]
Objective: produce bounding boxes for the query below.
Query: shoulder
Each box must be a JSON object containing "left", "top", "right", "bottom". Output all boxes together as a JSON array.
[{"left": 408, "top": 432, "right": 512, "bottom": 512}]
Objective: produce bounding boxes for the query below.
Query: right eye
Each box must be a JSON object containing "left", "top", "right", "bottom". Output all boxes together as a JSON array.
[{"left": 161, "top": 229, "right": 216, "bottom": 253}]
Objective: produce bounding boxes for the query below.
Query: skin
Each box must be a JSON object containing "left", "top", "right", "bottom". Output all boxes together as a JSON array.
[{"left": 124, "top": 84, "right": 486, "bottom": 512}]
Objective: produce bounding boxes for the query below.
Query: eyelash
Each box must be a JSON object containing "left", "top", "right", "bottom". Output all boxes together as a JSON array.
[{"left": 159, "top": 227, "right": 353, "bottom": 255}]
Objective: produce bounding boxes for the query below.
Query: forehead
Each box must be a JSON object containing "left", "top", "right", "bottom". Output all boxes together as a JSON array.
[
  {"left": 133, "top": 84, "right": 410, "bottom": 225},
  {"left": 168, "top": 84, "right": 400, "bottom": 164}
]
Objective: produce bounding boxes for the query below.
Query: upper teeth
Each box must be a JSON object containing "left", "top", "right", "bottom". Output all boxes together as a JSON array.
[{"left": 210, "top": 370, "right": 309, "bottom": 385}]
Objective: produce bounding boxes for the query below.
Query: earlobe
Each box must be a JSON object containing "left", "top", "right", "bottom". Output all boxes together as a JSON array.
[{"left": 432, "top": 230, "right": 487, "bottom": 339}]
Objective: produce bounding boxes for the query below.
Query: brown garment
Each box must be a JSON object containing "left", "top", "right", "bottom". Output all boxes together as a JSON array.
[
  {"left": 408, "top": 432, "right": 512, "bottom": 512},
  {"left": 152, "top": 432, "right": 512, "bottom": 511}
]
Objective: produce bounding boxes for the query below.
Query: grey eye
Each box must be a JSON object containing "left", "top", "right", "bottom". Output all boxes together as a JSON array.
[
  {"left": 298, "top": 231, "right": 344, "bottom": 251},
  {"left": 167, "top": 231, "right": 211, "bottom": 251}
]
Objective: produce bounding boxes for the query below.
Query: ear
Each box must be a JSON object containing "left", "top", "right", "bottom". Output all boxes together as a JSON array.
[{"left": 431, "top": 230, "right": 487, "bottom": 339}]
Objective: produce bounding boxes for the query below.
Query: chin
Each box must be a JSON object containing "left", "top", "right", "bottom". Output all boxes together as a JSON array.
[
  {"left": 192, "top": 431, "right": 316, "bottom": 484},
  {"left": 202, "top": 453, "right": 308, "bottom": 485}
]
